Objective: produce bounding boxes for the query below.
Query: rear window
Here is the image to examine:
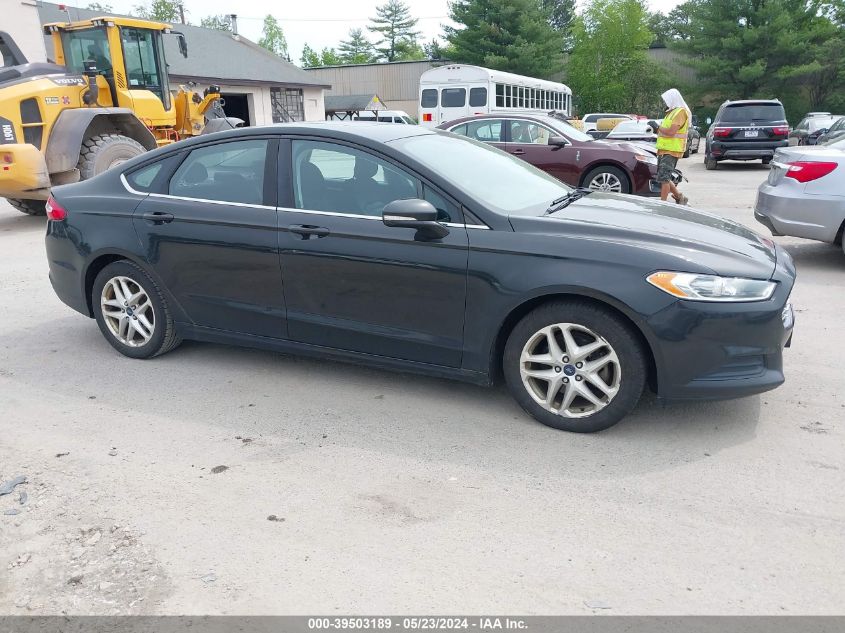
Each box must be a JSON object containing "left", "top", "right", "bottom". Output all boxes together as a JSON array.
[
  {"left": 719, "top": 103, "right": 785, "bottom": 123},
  {"left": 441, "top": 88, "right": 466, "bottom": 108},
  {"left": 420, "top": 89, "right": 437, "bottom": 108}
]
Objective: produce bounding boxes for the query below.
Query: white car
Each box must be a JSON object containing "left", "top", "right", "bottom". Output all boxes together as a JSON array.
[
  {"left": 755, "top": 137, "right": 845, "bottom": 255},
  {"left": 579, "top": 112, "right": 634, "bottom": 133},
  {"left": 354, "top": 110, "right": 415, "bottom": 124}
]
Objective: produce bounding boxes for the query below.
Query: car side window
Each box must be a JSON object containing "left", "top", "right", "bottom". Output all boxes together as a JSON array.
[
  {"left": 169, "top": 139, "right": 268, "bottom": 205},
  {"left": 509, "top": 121, "right": 553, "bottom": 144},
  {"left": 292, "top": 140, "right": 420, "bottom": 217},
  {"left": 126, "top": 162, "right": 164, "bottom": 192},
  {"left": 463, "top": 120, "right": 503, "bottom": 142},
  {"left": 422, "top": 184, "right": 457, "bottom": 223}
]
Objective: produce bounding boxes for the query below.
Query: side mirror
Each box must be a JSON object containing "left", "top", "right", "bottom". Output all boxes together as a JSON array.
[
  {"left": 548, "top": 136, "right": 569, "bottom": 147},
  {"left": 175, "top": 32, "right": 188, "bottom": 58},
  {"left": 383, "top": 199, "right": 449, "bottom": 239}
]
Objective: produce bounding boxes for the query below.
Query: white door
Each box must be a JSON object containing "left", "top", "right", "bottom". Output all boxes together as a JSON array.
[{"left": 439, "top": 86, "right": 469, "bottom": 126}]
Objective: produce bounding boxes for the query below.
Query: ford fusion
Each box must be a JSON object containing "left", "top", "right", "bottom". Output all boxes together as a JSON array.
[{"left": 45, "top": 123, "right": 796, "bottom": 433}]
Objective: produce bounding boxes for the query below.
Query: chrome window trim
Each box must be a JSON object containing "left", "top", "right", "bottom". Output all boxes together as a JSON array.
[
  {"left": 120, "top": 174, "right": 275, "bottom": 210},
  {"left": 122, "top": 175, "right": 491, "bottom": 228}
]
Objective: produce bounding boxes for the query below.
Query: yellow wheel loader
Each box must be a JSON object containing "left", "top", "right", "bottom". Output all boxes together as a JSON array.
[{"left": 0, "top": 16, "right": 242, "bottom": 215}]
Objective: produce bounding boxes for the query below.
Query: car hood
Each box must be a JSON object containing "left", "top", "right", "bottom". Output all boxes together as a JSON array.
[
  {"left": 593, "top": 139, "right": 653, "bottom": 154},
  {"left": 509, "top": 192, "right": 778, "bottom": 279}
]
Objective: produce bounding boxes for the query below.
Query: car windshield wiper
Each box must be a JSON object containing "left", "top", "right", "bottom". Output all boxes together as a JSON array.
[{"left": 544, "top": 188, "right": 593, "bottom": 216}]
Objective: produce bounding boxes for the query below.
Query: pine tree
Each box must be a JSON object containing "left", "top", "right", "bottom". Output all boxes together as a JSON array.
[
  {"left": 672, "top": 0, "right": 845, "bottom": 115},
  {"left": 338, "top": 28, "right": 377, "bottom": 64},
  {"left": 368, "top": 0, "right": 421, "bottom": 62},
  {"left": 258, "top": 15, "right": 289, "bottom": 60},
  {"left": 445, "top": 0, "right": 563, "bottom": 77},
  {"left": 300, "top": 44, "right": 321, "bottom": 68}
]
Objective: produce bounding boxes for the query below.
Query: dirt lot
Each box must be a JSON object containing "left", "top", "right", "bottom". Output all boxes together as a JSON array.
[{"left": 1, "top": 156, "right": 843, "bottom": 615}]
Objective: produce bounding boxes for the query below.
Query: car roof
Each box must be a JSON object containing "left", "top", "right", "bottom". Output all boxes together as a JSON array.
[{"left": 721, "top": 99, "right": 783, "bottom": 106}]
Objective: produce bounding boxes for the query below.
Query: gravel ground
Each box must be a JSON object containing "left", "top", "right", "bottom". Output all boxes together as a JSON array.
[{"left": 0, "top": 156, "right": 843, "bottom": 615}]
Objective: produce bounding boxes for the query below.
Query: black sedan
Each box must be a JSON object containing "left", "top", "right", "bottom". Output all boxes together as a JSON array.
[{"left": 45, "top": 123, "right": 796, "bottom": 433}]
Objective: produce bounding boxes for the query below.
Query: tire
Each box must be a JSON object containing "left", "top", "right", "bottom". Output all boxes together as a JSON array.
[
  {"left": 583, "top": 165, "right": 631, "bottom": 194},
  {"left": 78, "top": 133, "right": 146, "bottom": 180},
  {"left": 92, "top": 260, "right": 181, "bottom": 359},
  {"left": 705, "top": 155, "right": 718, "bottom": 170},
  {"left": 692, "top": 139, "right": 700, "bottom": 154},
  {"left": 7, "top": 198, "right": 46, "bottom": 215},
  {"left": 503, "top": 300, "right": 647, "bottom": 433},
  {"left": 762, "top": 158, "right": 772, "bottom": 166},
  {"left": 683, "top": 147, "right": 691, "bottom": 159}
]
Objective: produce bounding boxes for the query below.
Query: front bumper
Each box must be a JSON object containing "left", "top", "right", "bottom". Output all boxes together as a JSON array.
[
  {"left": 755, "top": 183, "right": 845, "bottom": 243},
  {"left": 710, "top": 139, "right": 788, "bottom": 161},
  {"left": 651, "top": 248, "right": 796, "bottom": 401},
  {"left": 0, "top": 143, "right": 50, "bottom": 199}
]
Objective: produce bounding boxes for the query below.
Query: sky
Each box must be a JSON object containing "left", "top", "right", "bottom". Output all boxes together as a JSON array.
[{"left": 67, "top": 0, "right": 684, "bottom": 63}]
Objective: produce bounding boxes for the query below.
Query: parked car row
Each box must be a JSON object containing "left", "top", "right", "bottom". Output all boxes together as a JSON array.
[{"left": 789, "top": 112, "right": 845, "bottom": 146}]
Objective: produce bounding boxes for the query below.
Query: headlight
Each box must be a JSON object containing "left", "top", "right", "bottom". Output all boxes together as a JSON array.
[
  {"left": 646, "top": 272, "right": 776, "bottom": 302},
  {"left": 635, "top": 154, "right": 658, "bottom": 165}
]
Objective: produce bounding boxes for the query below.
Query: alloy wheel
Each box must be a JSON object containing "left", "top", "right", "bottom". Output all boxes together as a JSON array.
[
  {"left": 519, "top": 323, "right": 621, "bottom": 418},
  {"left": 100, "top": 276, "right": 155, "bottom": 347},
  {"left": 588, "top": 172, "right": 623, "bottom": 193}
]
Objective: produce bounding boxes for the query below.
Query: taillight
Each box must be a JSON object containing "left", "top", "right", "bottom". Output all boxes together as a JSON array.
[
  {"left": 713, "top": 127, "right": 731, "bottom": 137},
  {"left": 45, "top": 195, "right": 67, "bottom": 220},
  {"left": 422, "top": 113, "right": 433, "bottom": 122},
  {"left": 784, "top": 161, "right": 838, "bottom": 183},
  {"left": 773, "top": 126, "right": 789, "bottom": 136}
]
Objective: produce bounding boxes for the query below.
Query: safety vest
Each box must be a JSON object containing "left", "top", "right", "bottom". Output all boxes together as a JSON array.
[{"left": 656, "top": 107, "right": 689, "bottom": 153}]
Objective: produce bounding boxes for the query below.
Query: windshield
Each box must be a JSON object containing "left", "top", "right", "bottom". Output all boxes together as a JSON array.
[
  {"left": 391, "top": 132, "right": 571, "bottom": 215},
  {"left": 720, "top": 103, "right": 785, "bottom": 123},
  {"left": 60, "top": 27, "right": 111, "bottom": 74},
  {"left": 541, "top": 116, "right": 594, "bottom": 142}
]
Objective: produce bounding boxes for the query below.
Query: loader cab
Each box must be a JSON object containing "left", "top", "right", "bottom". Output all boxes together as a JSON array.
[{"left": 46, "top": 18, "right": 181, "bottom": 126}]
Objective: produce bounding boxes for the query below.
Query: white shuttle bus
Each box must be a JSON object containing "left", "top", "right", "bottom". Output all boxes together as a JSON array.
[{"left": 418, "top": 64, "right": 573, "bottom": 128}]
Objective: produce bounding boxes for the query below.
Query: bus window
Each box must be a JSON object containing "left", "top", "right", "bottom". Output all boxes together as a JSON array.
[
  {"left": 470, "top": 87, "right": 487, "bottom": 107},
  {"left": 421, "top": 89, "right": 437, "bottom": 108},
  {"left": 505, "top": 85, "right": 512, "bottom": 108},
  {"left": 441, "top": 88, "right": 466, "bottom": 107},
  {"left": 495, "top": 84, "right": 504, "bottom": 108}
]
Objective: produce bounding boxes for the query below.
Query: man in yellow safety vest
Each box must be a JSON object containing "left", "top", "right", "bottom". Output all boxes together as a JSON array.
[{"left": 656, "top": 88, "right": 690, "bottom": 205}]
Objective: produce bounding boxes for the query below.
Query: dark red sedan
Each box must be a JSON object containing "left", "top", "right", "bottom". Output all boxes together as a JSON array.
[{"left": 438, "top": 113, "right": 659, "bottom": 196}]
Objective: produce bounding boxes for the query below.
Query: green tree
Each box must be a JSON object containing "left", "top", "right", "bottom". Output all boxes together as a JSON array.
[
  {"left": 258, "top": 15, "right": 289, "bottom": 60},
  {"left": 672, "top": 0, "right": 845, "bottom": 115},
  {"left": 338, "top": 28, "right": 377, "bottom": 64},
  {"left": 300, "top": 44, "right": 343, "bottom": 67},
  {"left": 566, "top": 0, "right": 665, "bottom": 114},
  {"left": 423, "top": 38, "right": 447, "bottom": 60},
  {"left": 200, "top": 14, "right": 232, "bottom": 31},
  {"left": 133, "top": 0, "right": 181, "bottom": 22},
  {"left": 445, "top": 0, "right": 564, "bottom": 77},
  {"left": 368, "top": 0, "right": 421, "bottom": 62},
  {"left": 86, "top": 2, "right": 113, "bottom": 11}
]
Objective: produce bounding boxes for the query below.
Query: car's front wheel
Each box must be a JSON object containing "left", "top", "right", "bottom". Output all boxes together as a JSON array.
[
  {"left": 583, "top": 166, "right": 630, "bottom": 194},
  {"left": 503, "top": 300, "right": 647, "bottom": 433},
  {"left": 92, "top": 260, "right": 181, "bottom": 359}
]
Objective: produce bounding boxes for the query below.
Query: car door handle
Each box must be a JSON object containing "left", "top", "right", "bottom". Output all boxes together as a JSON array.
[
  {"left": 288, "top": 224, "right": 330, "bottom": 239},
  {"left": 511, "top": 149, "right": 526, "bottom": 155},
  {"left": 141, "top": 211, "right": 174, "bottom": 224}
]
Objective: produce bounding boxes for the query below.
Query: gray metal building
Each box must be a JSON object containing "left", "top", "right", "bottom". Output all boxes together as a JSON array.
[{"left": 305, "top": 60, "right": 442, "bottom": 119}]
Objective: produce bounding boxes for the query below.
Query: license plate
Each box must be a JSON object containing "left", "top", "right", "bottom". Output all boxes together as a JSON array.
[{"left": 745, "top": 130, "right": 759, "bottom": 138}]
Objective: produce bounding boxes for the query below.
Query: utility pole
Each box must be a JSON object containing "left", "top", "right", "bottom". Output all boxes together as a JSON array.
[{"left": 178, "top": 3, "right": 186, "bottom": 24}]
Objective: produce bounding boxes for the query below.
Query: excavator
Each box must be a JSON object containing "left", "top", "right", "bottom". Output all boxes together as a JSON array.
[{"left": 0, "top": 15, "right": 241, "bottom": 215}]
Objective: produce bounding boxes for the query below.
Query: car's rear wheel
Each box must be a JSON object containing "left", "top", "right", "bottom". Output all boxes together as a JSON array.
[
  {"left": 705, "top": 155, "right": 718, "bottom": 170},
  {"left": 762, "top": 157, "right": 772, "bottom": 165},
  {"left": 583, "top": 166, "right": 630, "bottom": 194},
  {"left": 7, "top": 198, "right": 46, "bottom": 215},
  {"left": 92, "top": 260, "right": 181, "bottom": 359},
  {"left": 503, "top": 300, "right": 647, "bottom": 433}
]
